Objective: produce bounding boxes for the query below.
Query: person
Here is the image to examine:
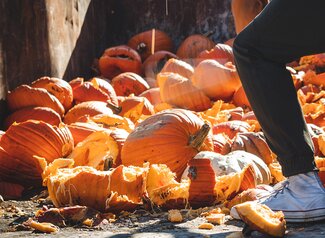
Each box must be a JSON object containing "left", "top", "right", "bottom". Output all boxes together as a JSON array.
[{"left": 233, "top": 0, "right": 325, "bottom": 222}]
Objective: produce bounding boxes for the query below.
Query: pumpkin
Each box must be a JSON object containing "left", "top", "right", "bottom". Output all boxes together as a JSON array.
[
  {"left": 0, "top": 146, "right": 45, "bottom": 186},
  {"left": 176, "top": 34, "right": 215, "bottom": 65},
  {"left": 0, "top": 181, "right": 24, "bottom": 199},
  {"left": 235, "top": 201, "right": 286, "bottom": 237},
  {"left": 143, "top": 50, "right": 178, "bottom": 87},
  {"left": 111, "top": 72, "right": 149, "bottom": 96},
  {"left": 90, "top": 77, "right": 118, "bottom": 104},
  {"left": 98, "top": 45, "right": 142, "bottom": 79},
  {"left": 44, "top": 164, "right": 148, "bottom": 213},
  {"left": 4, "top": 106, "right": 62, "bottom": 130},
  {"left": 192, "top": 60, "right": 241, "bottom": 101},
  {"left": 72, "top": 77, "right": 118, "bottom": 106},
  {"left": 31, "top": 76, "right": 73, "bottom": 111},
  {"left": 232, "top": 85, "right": 251, "bottom": 110},
  {"left": 182, "top": 151, "right": 271, "bottom": 185},
  {"left": 231, "top": 0, "right": 269, "bottom": 34},
  {"left": 157, "top": 72, "right": 212, "bottom": 111},
  {"left": 139, "top": 88, "right": 162, "bottom": 105},
  {"left": 230, "top": 132, "right": 275, "bottom": 165},
  {"left": 121, "top": 109, "right": 213, "bottom": 179},
  {"left": 212, "top": 120, "right": 251, "bottom": 139},
  {"left": 1, "top": 120, "right": 73, "bottom": 163},
  {"left": 128, "top": 29, "right": 173, "bottom": 61},
  {"left": 212, "top": 133, "right": 231, "bottom": 155},
  {"left": 7, "top": 85, "right": 65, "bottom": 117},
  {"left": 64, "top": 101, "right": 113, "bottom": 124},
  {"left": 160, "top": 58, "right": 194, "bottom": 79},
  {"left": 196, "top": 43, "right": 234, "bottom": 65}
]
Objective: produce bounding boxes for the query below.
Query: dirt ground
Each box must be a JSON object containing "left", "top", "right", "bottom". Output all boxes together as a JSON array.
[{"left": 1, "top": 191, "right": 325, "bottom": 238}]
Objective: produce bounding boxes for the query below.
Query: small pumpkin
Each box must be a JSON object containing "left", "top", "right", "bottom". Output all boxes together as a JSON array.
[
  {"left": 128, "top": 29, "right": 173, "bottom": 61},
  {"left": 232, "top": 85, "right": 251, "bottom": 110},
  {"left": 231, "top": 132, "right": 275, "bottom": 165},
  {"left": 111, "top": 72, "right": 149, "bottom": 96},
  {"left": 31, "top": 76, "right": 73, "bottom": 111},
  {"left": 192, "top": 60, "right": 241, "bottom": 101},
  {"left": 64, "top": 101, "right": 113, "bottom": 124},
  {"left": 121, "top": 109, "right": 213, "bottom": 179},
  {"left": 143, "top": 50, "right": 178, "bottom": 87},
  {"left": 4, "top": 106, "right": 62, "bottom": 130},
  {"left": 98, "top": 45, "right": 142, "bottom": 79},
  {"left": 139, "top": 88, "right": 162, "bottom": 105},
  {"left": 196, "top": 43, "right": 234, "bottom": 65},
  {"left": 160, "top": 58, "right": 194, "bottom": 79},
  {"left": 7, "top": 85, "right": 65, "bottom": 117},
  {"left": 176, "top": 34, "right": 215, "bottom": 65},
  {"left": 157, "top": 72, "right": 212, "bottom": 112}
]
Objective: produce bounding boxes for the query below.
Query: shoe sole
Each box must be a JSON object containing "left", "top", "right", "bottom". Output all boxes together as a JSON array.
[{"left": 275, "top": 208, "right": 325, "bottom": 223}]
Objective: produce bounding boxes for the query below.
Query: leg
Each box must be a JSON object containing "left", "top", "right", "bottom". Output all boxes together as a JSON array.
[
  {"left": 233, "top": 0, "right": 325, "bottom": 177},
  {"left": 233, "top": 0, "right": 325, "bottom": 222}
]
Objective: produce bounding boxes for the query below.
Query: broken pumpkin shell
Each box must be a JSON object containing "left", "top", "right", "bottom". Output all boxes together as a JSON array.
[{"left": 45, "top": 165, "right": 148, "bottom": 213}]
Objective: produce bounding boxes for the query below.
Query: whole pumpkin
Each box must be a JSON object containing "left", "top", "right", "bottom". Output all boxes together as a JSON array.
[
  {"left": 128, "top": 29, "right": 173, "bottom": 61},
  {"left": 192, "top": 60, "right": 241, "bottom": 101},
  {"left": 121, "top": 109, "right": 214, "bottom": 179}
]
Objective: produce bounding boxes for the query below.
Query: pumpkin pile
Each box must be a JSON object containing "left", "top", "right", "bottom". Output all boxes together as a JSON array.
[{"left": 1, "top": 29, "right": 325, "bottom": 236}]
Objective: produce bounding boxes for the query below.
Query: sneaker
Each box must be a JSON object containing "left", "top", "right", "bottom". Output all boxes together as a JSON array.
[{"left": 260, "top": 171, "right": 325, "bottom": 222}]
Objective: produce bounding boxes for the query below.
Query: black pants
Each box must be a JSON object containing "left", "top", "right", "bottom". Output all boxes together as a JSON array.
[{"left": 233, "top": 0, "right": 325, "bottom": 176}]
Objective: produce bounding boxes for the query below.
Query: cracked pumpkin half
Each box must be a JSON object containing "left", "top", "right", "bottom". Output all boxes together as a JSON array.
[
  {"left": 146, "top": 156, "right": 256, "bottom": 209},
  {"left": 42, "top": 159, "right": 148, "bottom": 213}
]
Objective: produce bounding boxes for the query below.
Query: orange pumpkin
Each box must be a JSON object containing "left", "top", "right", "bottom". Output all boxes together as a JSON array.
[
  {"left": 128, "top": 29, "right": 173, "bottom": 61},
  {"left": 31, "top": 76, "right": 73, "bottom": 111},
  {"left": 192, "top": 60, "right": 241, "bottom": 101},
  {"left": 213, "top": 120, "right": 251, "bottom": 139},
  {"left": 157, "top": 72, "right": 212, "bottom": 112},
  {"left": 72, "top": 77, "right": 118, "bottom": 106},
  {"left": 232, "top": 85, "right": 251, "bottom": 110},
  {"left": 121, "top": 109, "right": 213, "bottom": 179},
  {"left": 7, "top": 85, "right": 65, "bottom": 117},
  {"left": 98, "top": 45, "right": 142, "bottom": 79},
  {"left": 1, "top": 120, "right": 73, "bottom": 163},
  {"left": 212, "top": 134, "right": 231, "bottom": 155},
  {"left": 231, "top": 132, "right": 275, "bottom": 165},
  {"left": 0, "top": 181, "right": 24, "bottom": 199},
  {"left": 143, "top": 50, "right": 178, "bottom": 87},
  {"left": 160, "top": 58, "right": 194, "bottom": 79},
  {"left": 139, "top": 88, "right": 162, "bottom": 106},
  {"left": 196, "top": 43, "right": 234, "bottom": 65},
  {"left": 64, "top": 101, "right": 113, "bottom": 124},
  {"left": 67, "top": 122, "right": 105, "bottom": 146},
  {"left": 4, "top": 106, "right": 62, "bottom": 130},
  {"left": 111, "top": 72, "right": 149, "bottom": 96},
  {"left": 176, "top": 34, "right": 215, "bottom": 65}
]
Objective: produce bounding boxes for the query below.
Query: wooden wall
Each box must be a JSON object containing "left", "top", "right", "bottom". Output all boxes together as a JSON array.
[{"left": 0, "top": 0, "right": 235, "bottom": 126}]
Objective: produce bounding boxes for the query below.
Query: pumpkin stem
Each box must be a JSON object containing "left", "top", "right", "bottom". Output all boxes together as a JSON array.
[
  {"left": 203, "top": 30, "right": 215, "bottom": 38},
  {"left": 106, "top": 101, "right": 122, "bottom": 114},
  {"left": 188, "top": 123, "right": 210, "bottom": 150},
  {"left": 137, "top": 43, "right": 147, "bottom": 54}
]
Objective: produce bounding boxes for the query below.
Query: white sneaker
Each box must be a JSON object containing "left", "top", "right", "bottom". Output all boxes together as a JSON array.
[{"left": 261, "top": 171, "right": 325, "bottom": 222}]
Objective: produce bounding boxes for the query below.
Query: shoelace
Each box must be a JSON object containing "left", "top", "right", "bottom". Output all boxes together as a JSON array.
[{"left": 265, "top": 180, "right": 290, "bottom": 201}]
